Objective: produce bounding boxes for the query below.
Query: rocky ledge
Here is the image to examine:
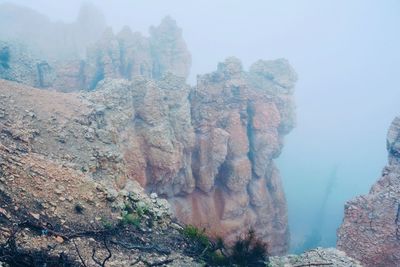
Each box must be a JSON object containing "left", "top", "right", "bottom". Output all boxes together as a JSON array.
[{"left": 270, "top": 248, "right": 362, "bottom": 267}]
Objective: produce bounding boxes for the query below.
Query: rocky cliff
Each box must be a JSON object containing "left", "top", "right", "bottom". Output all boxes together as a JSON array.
[
  {"left": 171, "top": 58, "right": 296, "bottom": 254},
  {"left": 337, "top": 116, "right": 400, "bottom": 266},
  {"left": 0, "top": 5, "right": 296, "bottom": 257}
]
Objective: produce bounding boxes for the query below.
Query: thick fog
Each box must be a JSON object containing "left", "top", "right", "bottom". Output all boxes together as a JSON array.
[{"left": 1, "top": 0, "right": 399, "bottom": 252}]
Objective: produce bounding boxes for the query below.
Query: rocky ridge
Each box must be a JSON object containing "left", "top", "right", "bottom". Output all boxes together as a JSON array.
[{"left": 337, "top": 116, "right": 400, "bottom": 267}]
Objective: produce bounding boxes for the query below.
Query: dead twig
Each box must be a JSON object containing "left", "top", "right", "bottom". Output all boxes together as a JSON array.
[
  {"left": 294, "top": 263, "right": 333, "bottom": 267},
  {"left": 72, "top": 239, "right": 88, "bottom": 267},
  {"left": 92, "top": 236, "right": 112, "bottom": 267},
  {"left": 110, "top": 240, "right": 170, "bottom": 255},
  {"left": 19, "top": 219, "right": 110, "bottom": 240},
  {"left": 141, "top": 257, "right": 174, "bottom": 267}
]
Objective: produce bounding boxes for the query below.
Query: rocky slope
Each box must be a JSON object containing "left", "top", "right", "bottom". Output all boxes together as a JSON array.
[
  {"left": 337, "top": 117, "right": 400, "bottom": 266},
  {"left": 0, "top": 80, "right": 200, "bottom": 266}
]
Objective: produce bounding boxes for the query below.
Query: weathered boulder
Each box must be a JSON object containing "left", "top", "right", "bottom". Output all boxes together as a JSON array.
[{"left": 337, "top": 116, "right": 400, "bottom": 267}]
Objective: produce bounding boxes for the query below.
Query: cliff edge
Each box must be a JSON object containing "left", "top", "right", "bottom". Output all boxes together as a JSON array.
[{"left": 337, "top": 117, "right": 400, "bottom": 266}]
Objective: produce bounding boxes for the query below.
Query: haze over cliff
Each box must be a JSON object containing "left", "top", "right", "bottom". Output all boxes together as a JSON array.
[
  {"left": 0, "top": 2, "right": 300, "bottom": 264},
  {"left": 0, "top": 2, "right": 399, "bottom": 266},
  {"left": 3, "top": 0, "right": 398, "bottom": 252}
]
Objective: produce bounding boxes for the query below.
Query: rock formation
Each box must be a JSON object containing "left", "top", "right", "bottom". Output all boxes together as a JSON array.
[
  {"left": 0, "top": 4, "right": 296, "bottom": 256},
  {"left": 0, "top": 2, "right": 106, "bottom": 60},
  {"left": 171, "top": 57, "right": 296, "bottom": 254},
  {"left": 0, "top": 15, "right": 191, "bottom": 92},
  {"left": 0, "top": 79, "right": 201, "bottom": 266},
  {"left": 337, "top": 116, "right": 400, "bottom": 266}
]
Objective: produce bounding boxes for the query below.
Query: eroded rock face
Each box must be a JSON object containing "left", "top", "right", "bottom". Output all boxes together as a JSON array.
[
  {"left": 0, "top": 56, "right": 296, "bottom": 255},
  {"left": 337, "top": 116, "right": 400, "bottom": 267},
  {"left": 0, "top": 8, "right": 296, "bottom": 255},
  {"left": 170, "top": 58, "right": 295, "bottom": 254}
]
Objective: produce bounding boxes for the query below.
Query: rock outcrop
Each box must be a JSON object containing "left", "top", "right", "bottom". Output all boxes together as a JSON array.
[
  {"left": 270, "top": 247, "right": 362, "bottom": 267},
  {"left": 83, "top": 16, "right": 191, "bottom": 90},
  {"left": 337, "top": 116, "right": 400, "bottom": 267},
  {"left": 0, "top": 5, "right": 296, "bottom": 256},
  {"left": 171, "top": 57, "right": 296, "bottom": 254},
  {"left": 0, "top": 79, "right": 200, "bottom": 266},
  {"left": 0, "top": 58, "right": 296, "bottom": 255},
  {"left": 0, "top": 15, "right": 191, "bottom": 92}
]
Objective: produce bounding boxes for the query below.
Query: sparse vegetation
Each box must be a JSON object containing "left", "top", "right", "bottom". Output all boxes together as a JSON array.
[
  {"left": 119, "top": 201, "right": 152, "bottom": 229},
  {"left": 183, "top": 225, "right": 269, "bottom": 266},
  {"left": 121, "top": 213, "right": 141, "bottom": 227},
  {"left": 136, "top": 202, "right": 150, "bottom": 217},
  {"left": 230, "top": 229, "right": 269, "bottom": 266},
  {"left": 183, "top": 225, "right": 209, "bottom": 247},
  {"left": 101, "top": 217, "right": 113, "bottom": 230}
]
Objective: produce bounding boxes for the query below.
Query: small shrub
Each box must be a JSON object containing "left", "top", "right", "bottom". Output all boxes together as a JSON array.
[
  {"left": 183, "top": 226, "right": 269, "bottom": 267},
  {"left": 208, "top": 251, "right": 229, "bottom": 266},
  {"left": 123, "top": 202, "right": 133, "bottom": 214},
  {"left": 74, "top": 203, "right": 84, "bottom": 214},
  {"left": 101, "top": 218, "right": 113, "bottom": 230},
  {"left": 183, "top": 225, "right": 209, "bottom": 247},
  {"left": 121, "top": 213, "right": 141, "bottom": 228},
  {"left": 135, "top": 203, "right": 149, "bottom": 217},
  {"left": 230, "top": 229, "right": 268, "bottom": 267}
]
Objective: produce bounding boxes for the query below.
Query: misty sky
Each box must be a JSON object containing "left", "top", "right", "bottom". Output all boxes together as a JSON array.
[{"left": 1, "top": 0, "right": 400, "bottom": 251}]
